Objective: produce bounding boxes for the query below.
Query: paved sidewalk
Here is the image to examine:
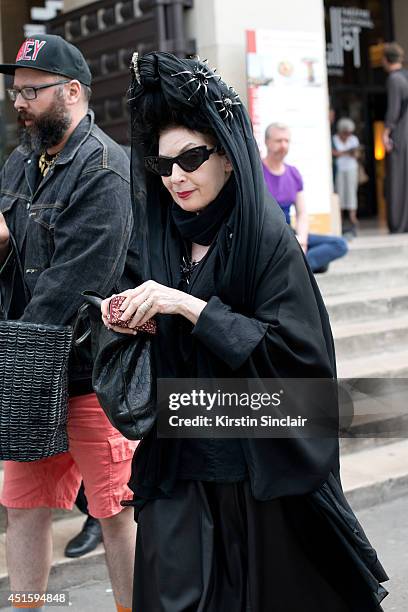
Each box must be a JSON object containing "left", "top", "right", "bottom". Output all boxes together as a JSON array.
[
  {"left": 68, "top": 582, "right": 115, "bottom": 610},
  {"left": 356, "top": 494, "right": 408, "bottom": 611}
]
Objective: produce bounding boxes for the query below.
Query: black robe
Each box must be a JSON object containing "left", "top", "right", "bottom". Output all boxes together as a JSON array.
[
  {"left": 129, "top": 192, "right": 340, "bottom": 502},
  {"left": 129, "top": 199, "right": 388, "bottom": 611}
]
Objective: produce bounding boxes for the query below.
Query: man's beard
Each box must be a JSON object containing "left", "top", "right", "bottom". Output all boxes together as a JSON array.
[{"left": 19, "top": 90, "right": 72, "bottom": 153}]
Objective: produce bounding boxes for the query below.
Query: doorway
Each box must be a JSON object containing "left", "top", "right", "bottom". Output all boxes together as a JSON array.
[{"left": 325, "top": 0, "right": 393, "bottom": 227}]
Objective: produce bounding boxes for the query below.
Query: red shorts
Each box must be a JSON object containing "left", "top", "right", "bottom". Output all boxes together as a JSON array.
[{"left": 0, "top": 393, "right": 137, "bottom": 519}]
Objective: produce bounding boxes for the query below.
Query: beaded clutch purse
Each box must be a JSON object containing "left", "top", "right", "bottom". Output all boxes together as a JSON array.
[{"left": 109, "top": 295, "right": 157, "bottom": 334}]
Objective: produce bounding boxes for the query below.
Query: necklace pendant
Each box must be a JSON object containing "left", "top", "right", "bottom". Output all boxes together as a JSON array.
[
  {"left": 181, "top": 255, "right": 199, "bottom": 285},
  {"left": 38, "top": 151, "right": 59, "bottom": 178}
]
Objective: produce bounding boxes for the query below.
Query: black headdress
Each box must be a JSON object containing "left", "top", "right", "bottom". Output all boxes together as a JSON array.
[{"left": 128, "top": 51, "right": 267, "bottom": 311}]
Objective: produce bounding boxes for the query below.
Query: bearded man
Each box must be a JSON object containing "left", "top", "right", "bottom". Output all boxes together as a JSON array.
[{"left": 0, "top": 35, "right": 136, "bottom": 612}]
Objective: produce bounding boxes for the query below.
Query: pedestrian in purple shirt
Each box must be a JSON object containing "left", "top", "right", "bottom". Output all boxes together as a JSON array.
[{"left": 263, "top": 123, "right": 347, "bottom": 273}]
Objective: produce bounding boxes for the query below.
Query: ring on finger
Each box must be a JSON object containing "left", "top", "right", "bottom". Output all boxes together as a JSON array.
[{"left": 138, "top": 299, "right": 153, "bottom": 315}]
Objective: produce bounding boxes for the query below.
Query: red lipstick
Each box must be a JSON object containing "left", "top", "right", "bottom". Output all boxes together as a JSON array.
[{"left": 176, "top": 190, "right": 195, "bottom": 199}]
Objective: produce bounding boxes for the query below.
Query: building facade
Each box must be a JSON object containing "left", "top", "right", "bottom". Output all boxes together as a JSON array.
[{"left": 1, "top": 0, "right": 407, "bottom": 229}]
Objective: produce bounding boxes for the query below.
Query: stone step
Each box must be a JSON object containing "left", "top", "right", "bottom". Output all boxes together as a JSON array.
[
  {"left": 350, "top": 231, "right": 408, "bottom": 248},
  {"left": 332, "top": 315, "right": 408, "bottom": 360},
  {"left": 331, "top": 241, "right": 408, "bottom": 269},
  {"left": 340, "top": 438, "right": 408, "bottom": 511},
  {"left": 340, "top": 398, "right": 407, "bottom": 455},
  {"left": 325, "top": 287, "right": 408, "bottom": 325},
  {"left": 340, "top": 436, "right": 400, "bottom": 456},
  {"left": 340, "top": 233, "right": 408, "bottom": 248},
  {"left": 338, "top": 375, "right": 408, "bottom": 454},
  {"left": 337, "top": 349, "right": 408, "bottom": 378},
  {"left": 316, "top": 262, "right": 408, "bottom": 296},
  {"left": 329, "top": 245, "right": 408, "bottom": 272}
]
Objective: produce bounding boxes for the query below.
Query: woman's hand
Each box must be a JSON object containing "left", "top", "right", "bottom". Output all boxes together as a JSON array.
[{"left": 101, "top": 281, "right": 207, "bottom": 334}]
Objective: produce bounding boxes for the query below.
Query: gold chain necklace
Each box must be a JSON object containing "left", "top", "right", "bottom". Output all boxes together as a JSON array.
[{"left": 38, "top": 151, "right": 60, "bottom": 177}]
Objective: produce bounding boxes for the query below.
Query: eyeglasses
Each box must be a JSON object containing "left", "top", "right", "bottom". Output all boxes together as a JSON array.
[
  {"left": 144, "top": 145, "right": 221, "bottom": 177},
  {"left": 7, "top": 79, "right": 70, "bottom": 102}
]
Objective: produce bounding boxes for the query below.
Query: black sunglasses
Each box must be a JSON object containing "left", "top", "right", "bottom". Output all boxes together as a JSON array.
[{"left": 144, "top": 145, "right": 221, "bottom": 177}]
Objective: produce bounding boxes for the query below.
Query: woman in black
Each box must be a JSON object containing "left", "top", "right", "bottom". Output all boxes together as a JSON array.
[{"left": 102, "top": 52, "right": 388, "bottom": 611}]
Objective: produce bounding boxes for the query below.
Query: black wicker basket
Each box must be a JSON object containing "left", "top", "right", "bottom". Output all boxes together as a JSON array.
[{"left": 0, "top": 320, "right": 73, "bottom": 461}]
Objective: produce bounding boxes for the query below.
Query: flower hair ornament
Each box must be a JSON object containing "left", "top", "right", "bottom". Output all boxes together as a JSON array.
[
  {"left": 214, "top": 88, "right": 241, "bottom": 121},
  {"left": 171, "top": 57, "right": 221, "bottom": 101},
  {"left": 170, "top": 57, "right": 241, "bottom": 123}
]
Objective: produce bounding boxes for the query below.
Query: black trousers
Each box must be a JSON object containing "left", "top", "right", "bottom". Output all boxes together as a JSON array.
[
  {"left": 75, "top": 481, "right": 89, "bottom": 515},
  {"left": 133, "top": 481, "right": 382, "bottom": 612}
]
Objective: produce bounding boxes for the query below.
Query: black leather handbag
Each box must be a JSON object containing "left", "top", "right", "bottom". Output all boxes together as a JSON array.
[{"left": 76, "top": 292, "right": 156, "bottom": 440}]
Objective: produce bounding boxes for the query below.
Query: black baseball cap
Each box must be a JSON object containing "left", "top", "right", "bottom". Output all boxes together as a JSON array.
[{"left": 0, "top": 34, "right": 92, "bottom": 86}]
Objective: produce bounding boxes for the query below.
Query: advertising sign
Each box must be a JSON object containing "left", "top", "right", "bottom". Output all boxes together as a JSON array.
[{"left": 246, "top": 29, "right": 333, "bottom": 232}]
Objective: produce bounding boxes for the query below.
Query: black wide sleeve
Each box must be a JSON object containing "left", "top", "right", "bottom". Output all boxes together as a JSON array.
[
  {"left": 192, "top": 296, "right": 268, "bottom": 370},
  {"left": 192, "top": 225, "right": 334, "bottom": 379}
]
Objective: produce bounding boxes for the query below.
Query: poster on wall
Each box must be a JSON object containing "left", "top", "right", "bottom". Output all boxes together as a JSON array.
[{"left": 246, "top": 29, "right": 333, "bottom": 232}]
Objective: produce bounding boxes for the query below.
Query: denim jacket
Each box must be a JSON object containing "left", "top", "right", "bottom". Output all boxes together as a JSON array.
[{"left": 0, "top": 110, "right": 133, "bottom": 393}]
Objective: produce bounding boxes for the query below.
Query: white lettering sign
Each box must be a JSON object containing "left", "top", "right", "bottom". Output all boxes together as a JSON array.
[{"left": 326, "top": 7, "right": 374, "bottom": 69}]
